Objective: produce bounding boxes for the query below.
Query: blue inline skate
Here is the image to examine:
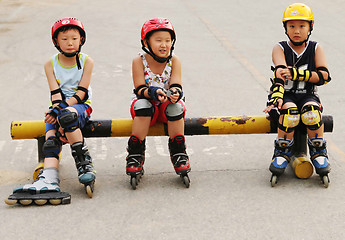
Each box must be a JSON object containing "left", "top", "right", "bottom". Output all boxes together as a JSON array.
[
  {"left": 308, "top": 137, "right": 330, "bottom": 188},
  {"left": 269, "top": 138, "right": 293, "bottom": 187}
]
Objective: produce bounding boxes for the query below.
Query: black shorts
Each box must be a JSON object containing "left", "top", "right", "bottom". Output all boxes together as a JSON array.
[{"left": 283, "top": 92, "right": 323, "bottom": 112}]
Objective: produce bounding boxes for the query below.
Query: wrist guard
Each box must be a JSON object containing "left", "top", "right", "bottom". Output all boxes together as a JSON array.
[
  {"left": 289, "top": 67, "right": 311, "bottom": 82},
  {"left": 134, "top": 85, "right": 148, "bottom": 99},
  {"left": 48, "top": 101, "right": 69, "bottom": 118},
  {"left": 148, "top": 86, "right": 164, "bottom": 101},
  {"left": 268, "top": 84, "right": 285, "bottom": 107},
  {"left": 167, "top": 88, "right": 183, "bottom": 102}
]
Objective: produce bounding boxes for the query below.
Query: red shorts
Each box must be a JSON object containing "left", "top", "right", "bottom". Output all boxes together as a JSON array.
[{"left": 130, "top": 99, "right": 186, "bottom": 126}]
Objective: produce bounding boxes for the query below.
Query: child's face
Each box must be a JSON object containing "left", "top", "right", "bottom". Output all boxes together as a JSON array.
[
  {"left": 286, "top": 20, "right": 311, "bottom": 44},
  {"left": 56, "top": 29, "right": 82, "bottom": 53},
  {"left": 146, "top": 31, "right": 172, "bottom": 58}
]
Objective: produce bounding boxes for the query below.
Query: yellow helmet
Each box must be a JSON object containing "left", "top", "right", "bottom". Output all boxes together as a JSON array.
[
  {"left": 282, "top": 3, "right": 314, "bottom": 46},
  {"left": 283, "top": 3, "right": 314, "bottom": 23}
]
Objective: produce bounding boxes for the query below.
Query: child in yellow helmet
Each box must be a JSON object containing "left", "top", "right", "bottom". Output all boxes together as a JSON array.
[{"left": 263, "top": 3, "right": 331, "bottom": 187}]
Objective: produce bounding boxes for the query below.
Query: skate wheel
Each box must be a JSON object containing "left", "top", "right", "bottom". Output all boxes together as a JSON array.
[
  {"left": 271, "top": 175, "right": 278, "bottom": 187},
  {"left": 131, "top": 177, "right": 137, "bottom": 190},
  {"left": 19, "top": 199, "right": 33, "bottom": 206},
  {"left": 34, "top": 199, "right": 48, "bottom": 205},
  {"left": 181, "top": 175, "right": 190, "bottom": 188},
  {"left": 4, "top": 198, "right": 17, "bottom": 205},
  {"left": 49, "top": 199, "right": 62, "bottom": 205},
  {"left": 322, "top": 175, "right": 330, "bottom": 188},
  {"left": 85, "top": 185, "right": 93, "bottom": 198}
]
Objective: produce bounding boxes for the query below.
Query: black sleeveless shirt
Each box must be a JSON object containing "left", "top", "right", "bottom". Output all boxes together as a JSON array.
[{"left": 279, "top": 41, "right": 317, "bottom": 94}]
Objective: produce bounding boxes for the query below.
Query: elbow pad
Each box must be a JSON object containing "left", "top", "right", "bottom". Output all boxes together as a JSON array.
[{"left": 315, "top": 67, "right": 331, "bottom": 86}]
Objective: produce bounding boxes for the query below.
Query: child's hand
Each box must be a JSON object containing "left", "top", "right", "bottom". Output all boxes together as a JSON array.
[
  {"left": 148, "top": 86, "right": 167, "bottom": 102},
  {"left": 157, "top": 88, "right": 168, "bottom": 102},
  {"left": 263, "top": 99, "right": 283, "bottom": 113},
  {"left": 277, "top": 67, "right": 291, "bottom": 80},
  {"left": 44, "top": 110, "right": 57, "bottom": 124},
  {"left": 263, "top": 84, "right": 284, "bottom": 113},
  {"left": 58, "top": 127, "right": 69, "bottom": 144},
  {"left": 167, "top": 89, "right": 179, "bottom": 103}
]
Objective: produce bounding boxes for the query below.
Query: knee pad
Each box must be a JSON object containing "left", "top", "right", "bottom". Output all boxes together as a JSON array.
[
  {"left": 278, "top": 107, "right": 300, "bottom": 133},
  {"left": 58, "top": 108, "right": 78, "bottom": 132},
  {"left": 301, "top": 105, "right": 322, "bottom": 130},
  {"left": 165, "top": 103, "right": 184, "bottom": 121},
  {"left": 133, "top": 99, "right": 154, "bottom": 117},
  {"left": 42, "top": 136, "right": 61, "bottom": 159}
]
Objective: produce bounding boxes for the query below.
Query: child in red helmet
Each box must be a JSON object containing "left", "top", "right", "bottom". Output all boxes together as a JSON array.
[
  {"left": 263, "top": 3, "right": 331, "bottom": 187},
  {"left": 9, "top": 17, "right": 96, "bottom": 204},
  {"left": 125, "top": 17, "right": 191, "bottom": 189}
]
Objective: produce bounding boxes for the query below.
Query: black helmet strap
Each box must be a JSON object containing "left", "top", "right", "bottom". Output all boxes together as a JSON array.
[
  {"left": 55, "top": 45, "right": 82, "bottom": 70},
  {"left": 141, "top": 39, "right": 175, "bottom": 63}
]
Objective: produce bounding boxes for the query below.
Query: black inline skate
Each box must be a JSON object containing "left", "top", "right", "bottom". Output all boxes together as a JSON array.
[
  {"left": 169, "top": 135, "right": 191, "bottom": 188},
  {"left": 126, "top": 135, "right": 145, "bottom": 190},
  {"left": 71, "top": 142, "right": 96, "bottom": 197}
]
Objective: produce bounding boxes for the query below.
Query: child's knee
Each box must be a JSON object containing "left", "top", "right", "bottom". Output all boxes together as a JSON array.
[
  {"left": 165, "top": 102, "right": 185, "bottom": 121},
  {"left": 133, "top": 99, "right": 154, "bottom": 117}
]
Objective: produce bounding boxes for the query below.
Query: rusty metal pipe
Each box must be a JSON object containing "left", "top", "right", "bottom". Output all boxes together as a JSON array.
[{"left": 10, "top": 115, "right": 333, "bottom": 140}]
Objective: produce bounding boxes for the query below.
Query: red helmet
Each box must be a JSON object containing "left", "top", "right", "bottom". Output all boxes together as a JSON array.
[
  {"left": 140, "top": 18, "right": 176, "bottom": 63},
  {"left": 51, "top": 17, "right": 86, "bottom": 46},
  {"left": 141, "top": 17, "right": 176, "bottom": 41}
]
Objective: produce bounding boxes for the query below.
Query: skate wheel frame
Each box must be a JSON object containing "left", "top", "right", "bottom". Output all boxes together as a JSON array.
[{"left": 5, "top": 192, "right": 71, "bottom": 206}]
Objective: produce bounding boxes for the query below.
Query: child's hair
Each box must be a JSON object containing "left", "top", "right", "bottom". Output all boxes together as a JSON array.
[
  {"left": 140, "top": 17, "right": 176, "bottom": 63},
  {"left": 53, "top": 25, "right": 84, "bottom": 41},
  {"left": 144, "top": 29, "right": 174, "bottom": 41}
]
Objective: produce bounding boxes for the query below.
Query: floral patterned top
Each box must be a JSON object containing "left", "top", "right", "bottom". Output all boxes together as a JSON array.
[{"left": 139, "top": 52, "right": 172, "bottom": 90}]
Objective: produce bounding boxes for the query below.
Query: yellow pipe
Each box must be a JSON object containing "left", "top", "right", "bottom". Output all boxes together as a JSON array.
[
  {"left": 11, "top": 116, "right": 272, "bottom": 139},
  {"left": 11, "top": 121, "right": 46, "bottom": 139},
  {"left": 291, "top": 156, "right": 314, "bottom": 179},
  {"left": 203, "top": 116, "right": 271, "bottom": 134}
]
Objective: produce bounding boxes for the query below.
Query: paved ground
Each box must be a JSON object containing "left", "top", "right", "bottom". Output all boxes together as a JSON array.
[{"left": 1, "top": 0, "right": 345, "bottom": 239}]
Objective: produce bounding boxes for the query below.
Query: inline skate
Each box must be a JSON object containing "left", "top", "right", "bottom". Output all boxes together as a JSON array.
[
  {"left": 5, "top": 168, "right": 71, "bottom": 206},
  {"left": 126, "top": 135, "right": 145, "bottom": 190},
  {"left": 308, "top": 137, "right": 331, "bottom": 188},
  {"left": 269, "top": 138, "right": 293, "bottom": 187},
  {"left": 71, "top": 142, "right": 96, "bottom": 197},
  {"left": 169, "top": 135, "right": 191, "bottom": 188}
]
